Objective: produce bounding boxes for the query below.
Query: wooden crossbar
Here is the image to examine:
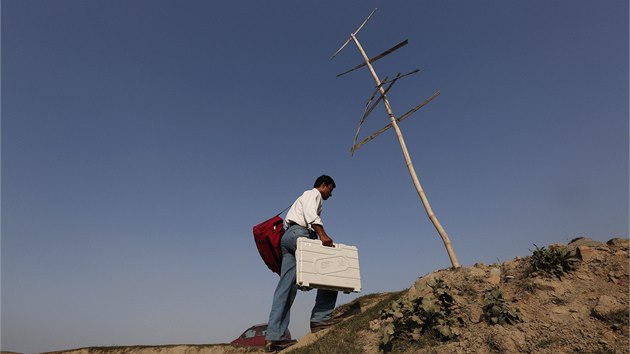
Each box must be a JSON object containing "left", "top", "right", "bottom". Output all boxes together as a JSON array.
[
  {"left": 351, "top": 90, "right": 440, "bottom": 154},
  {"left": 331, "top": 8, "right": 377, "bottom": 59},
  {"left": 336, "top": 40, "right": 408, "bottom": 77}
]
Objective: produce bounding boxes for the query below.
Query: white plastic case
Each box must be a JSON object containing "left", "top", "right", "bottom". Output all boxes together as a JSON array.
[{"left": 296, "top": 237, "right": 361, "bottom": 293}]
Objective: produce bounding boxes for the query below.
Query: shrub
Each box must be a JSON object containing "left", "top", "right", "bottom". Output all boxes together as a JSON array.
[
  {"left": 378, "top": 279, "right": 462, "bottom": 351},
  {"left": 482, "top": 286, "right": 524, "bottom": 325},
  {"left": 527, "top": 244, "right": 579, "bottom": 279}
]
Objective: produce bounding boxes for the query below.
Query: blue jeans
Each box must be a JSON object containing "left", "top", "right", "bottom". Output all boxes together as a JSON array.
[{"left": 265, "top": 225, "right": 338, "bottom": 341}]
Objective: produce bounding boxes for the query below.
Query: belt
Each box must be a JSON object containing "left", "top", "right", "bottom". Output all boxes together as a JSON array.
[{"left": 287, "top": 222, "right": 302, "bottom": 228}]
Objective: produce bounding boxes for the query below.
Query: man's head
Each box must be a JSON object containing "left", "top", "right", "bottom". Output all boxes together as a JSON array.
[{"left": 314, "top": 175, "right": 336, "bottom": 200}]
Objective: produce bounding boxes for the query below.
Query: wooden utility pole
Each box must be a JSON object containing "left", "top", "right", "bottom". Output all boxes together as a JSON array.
[{"left": 333, "top": 9, "right": 460, "bottom": 268}]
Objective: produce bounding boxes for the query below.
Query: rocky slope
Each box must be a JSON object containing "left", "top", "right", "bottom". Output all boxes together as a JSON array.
[{"left": 287, "top": 237, "right": 629, "bottom": 354}]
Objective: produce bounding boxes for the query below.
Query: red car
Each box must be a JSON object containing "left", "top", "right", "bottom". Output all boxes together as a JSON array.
[{"left": 231, "top": 323, "right": 292, "bottom": 347}]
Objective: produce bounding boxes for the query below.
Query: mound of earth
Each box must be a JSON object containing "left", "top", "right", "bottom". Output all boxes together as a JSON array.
[{"left": 286, "top": 237, "right": 629, "bottom": 354}]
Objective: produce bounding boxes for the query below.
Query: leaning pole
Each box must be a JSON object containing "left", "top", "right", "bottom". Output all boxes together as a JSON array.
[{"left": 333, "top": 9, "right": 461, "bottom": 268}]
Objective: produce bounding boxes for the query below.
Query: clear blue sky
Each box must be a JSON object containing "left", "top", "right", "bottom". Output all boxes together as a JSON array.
[{"left": 2, "top": 1, "right": 628, "bottom": 352}]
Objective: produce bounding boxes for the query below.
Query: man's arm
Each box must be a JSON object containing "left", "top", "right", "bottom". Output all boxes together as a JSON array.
[{"left": 312, "top": 224, "right": 333, "bottom": 247}]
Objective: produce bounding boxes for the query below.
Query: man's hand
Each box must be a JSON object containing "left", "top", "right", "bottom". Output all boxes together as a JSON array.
[
  {"left": 312, "top": 224, "right": 334, "bottom": 247},
  {"left": 319, "top": 234, "right": 333, "bottom": 247}
]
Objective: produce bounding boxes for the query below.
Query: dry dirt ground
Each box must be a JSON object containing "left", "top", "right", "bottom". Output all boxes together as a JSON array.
[
  {"left": 348, "top": 237, "right": 630, "bottom": 354},
  {"left": 5, "top": 237, "right": 628, "bottom": 354}
]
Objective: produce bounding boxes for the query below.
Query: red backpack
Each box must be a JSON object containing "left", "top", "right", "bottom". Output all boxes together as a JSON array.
[{"left": 253, "top": 215, "right": 285, "bottom": 275}]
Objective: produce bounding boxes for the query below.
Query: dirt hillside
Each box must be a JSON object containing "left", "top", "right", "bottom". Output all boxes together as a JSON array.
[
  {"left": 8, "top": 237, "right": 628, "bottom": 354},
  {"left": 287, "top": 237, "right": 629, "bottom": 354}
]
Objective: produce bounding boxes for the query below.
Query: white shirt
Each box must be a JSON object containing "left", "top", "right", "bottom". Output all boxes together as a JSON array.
[{"left": 285, "top": 188, "right": 323, "bottom": 231}]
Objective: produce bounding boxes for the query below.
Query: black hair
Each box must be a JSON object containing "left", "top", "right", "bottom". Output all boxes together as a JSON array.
[{"left": 314, "top": 175, "right": 336, "bottom": 188}]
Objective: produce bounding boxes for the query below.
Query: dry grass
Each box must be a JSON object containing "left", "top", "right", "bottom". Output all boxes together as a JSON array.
[{"left": 288, "top": 292, "right": 404, "bottom": 354}]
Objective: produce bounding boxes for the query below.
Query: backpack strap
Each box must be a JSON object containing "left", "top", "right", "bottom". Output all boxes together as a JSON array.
[{"left": 276, "top": 204, "right": 291, "bottom": 217}]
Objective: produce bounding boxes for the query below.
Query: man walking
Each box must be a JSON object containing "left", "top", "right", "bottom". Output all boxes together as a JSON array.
[{"left": 264, "top": 175, "right": 341, "bottom": 352}]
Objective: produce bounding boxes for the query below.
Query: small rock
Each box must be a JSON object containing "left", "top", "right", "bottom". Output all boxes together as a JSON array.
[
  {"left": 607, "top": 238, "right": 629, "bottom": 251},
  {"left": 576, "top": 245, "right": 606, "bottom": 262},
  {"left": 608, "top": 274, "right": 619, "bottom": 284},
  {"left": 487, "top": 268, "right": 501, "bottom": 284},
  {"left": 576, "top": 272, "right": 593, "bottom": 281},
  {"left": 592, "top": 295, "right": 625, "bottom": 319},
  {"left": 487, "top": 326, "right": 526, "bottom": 353},
  {"left": 466, "top": 267, "right": 486, "bottom": 278},
  {"left": 603, "top": 330, "right": 617, "bottom": 342},
  {"left": 568, "top": 237, "right": 606, "bottom": 250},
  {"left": 532, "top": 278, "right": 557, "bottom": 292},
  {"left": 369, "top": 319, "right": 381, "bottom": 331},
  {"left": 502, "top": 259, "right": 519, "bottom": 271}
]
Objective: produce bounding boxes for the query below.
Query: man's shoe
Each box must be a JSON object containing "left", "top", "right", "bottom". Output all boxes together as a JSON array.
[
  {"left": 264, "top": 339, "right": 297, "bottom": 353},
  {"left": 310, "top": 317, "right": 343, "bottom": 333}
]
